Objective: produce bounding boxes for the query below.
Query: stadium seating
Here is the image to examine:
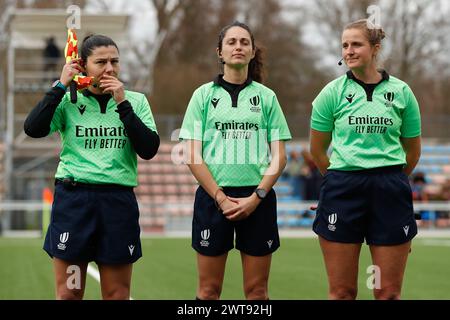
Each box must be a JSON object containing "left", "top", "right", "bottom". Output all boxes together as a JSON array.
[
  {"left": 134, "top": 141, "right": 450, "bottom": 233},
  {"left": 0, "top": 140, "right": 448, "bottom": 232},
  {"left": 135, "top": 146, "right": 195, "bottom": 233}
]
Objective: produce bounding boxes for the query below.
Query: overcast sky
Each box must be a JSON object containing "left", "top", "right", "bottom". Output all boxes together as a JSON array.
[{"left": 82, "top": 0, "right": 449, "bottom": 75}]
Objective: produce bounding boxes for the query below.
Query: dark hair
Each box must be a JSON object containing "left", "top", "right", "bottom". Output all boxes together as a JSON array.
[
  {"left": 217, "top": 21, "right": 265, "bottom": 83},
  {"left": 80, "top": 34, "right": 119, "bottom": 62}
]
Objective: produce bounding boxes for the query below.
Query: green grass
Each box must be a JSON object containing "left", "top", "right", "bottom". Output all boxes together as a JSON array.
[{"left": 0, "top": 237, "right": 449, "bottom": 300}]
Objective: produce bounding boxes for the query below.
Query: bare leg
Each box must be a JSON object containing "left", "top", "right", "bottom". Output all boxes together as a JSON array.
[
  {"left": 318, "top": 236, "right": 362, "bottom": 300},
  {"left": 196, "top": 253, "right": 228, "bottom": 300},
  {"left": 53, "top": 258, "right": 88, "bottom": 300},
  {"left": 369, "top": 241, "right": 411, "bottom": 300},
  {"left": 98, "top": 263, "right": 133, "bottom": 300},
  {"left": 241, "top": 252, "right": 272, "bottom": 300}
]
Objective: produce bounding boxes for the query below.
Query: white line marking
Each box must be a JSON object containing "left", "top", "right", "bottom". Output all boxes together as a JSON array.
[
  {"left": 87, "top": 263, "right": 101, "bottom": 282},
  {"left": 87, "top": 263, "right": 134, "bottom": 300}
]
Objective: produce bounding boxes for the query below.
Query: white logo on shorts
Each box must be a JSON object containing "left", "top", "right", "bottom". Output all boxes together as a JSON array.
[
  {"left": 403, "top": 225, "right": 410, "bottom": 236},
  {"left": 328, "top": 213, "right": 337, "bottom": 232},
  {"left": 57, "top": 232, "right": 69, "bottom": 250},
  {"left": 267, "top": 240, "right": 273, "bottom": 249},
  {"left": 128, "top": 245, "right": 135, "bottom": 256},
  {"left": 200, "top": 229, "right": 210, "bottom": 247}
]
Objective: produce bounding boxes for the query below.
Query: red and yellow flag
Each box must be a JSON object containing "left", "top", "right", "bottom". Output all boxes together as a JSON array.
[{"left": 65, "top": 29, "right": 93, "bottom": 90}]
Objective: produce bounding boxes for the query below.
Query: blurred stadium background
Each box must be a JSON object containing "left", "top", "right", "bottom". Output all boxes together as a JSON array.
[{"left": 0, "top": 0, "right": 449, "bottom": 299}]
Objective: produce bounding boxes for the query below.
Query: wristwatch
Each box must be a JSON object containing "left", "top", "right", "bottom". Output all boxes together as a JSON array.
[
  {"left": 254, "top": 188, "right": 267, "bottom": 200},
  {"left": 52, "top": 80, "right": 67, "bottom": 91}
]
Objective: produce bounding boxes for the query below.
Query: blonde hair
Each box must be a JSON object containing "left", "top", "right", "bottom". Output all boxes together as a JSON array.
[{"left": 344, "top": 19, "right": 386, "bottom": 46}]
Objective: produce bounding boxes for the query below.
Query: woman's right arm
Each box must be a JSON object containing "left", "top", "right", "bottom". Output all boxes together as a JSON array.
[
  {"left": 310, "top": 129, "right": 332, "bottom": 175},
  {"left": 23, "top": 87, "right": 66, "bottom": 137},
  {"left": 24, "top": 59, "right": 81, "bottom": 138},
  {"left": 185, "top": 139, "right": 236, "bottom": 212}
]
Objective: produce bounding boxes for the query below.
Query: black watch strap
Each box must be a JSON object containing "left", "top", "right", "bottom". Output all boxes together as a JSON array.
[{"left": 255, "top": 188, "right": 267, "bottom": 199}]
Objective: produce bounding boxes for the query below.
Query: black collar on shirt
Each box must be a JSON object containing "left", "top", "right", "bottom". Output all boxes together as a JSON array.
[
  {"left": 346, "top": 69, "right": 390, "bottom": 102},
  {"left": 81, "top": 89, "right": 112, "bottom": 114},
  {"left": 213, "top": 74, "right": 252, "bottom": 108}
]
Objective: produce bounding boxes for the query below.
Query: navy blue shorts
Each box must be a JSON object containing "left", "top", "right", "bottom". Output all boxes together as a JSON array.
[
  {"left": 192, "top": 186, "right": 280, "bottom": 256},
  {"left": 313, "top": 166, "right": 417, "bottom": 245},
  {"left": 44, "top": 180, "right": 142, "bottom": 264}
]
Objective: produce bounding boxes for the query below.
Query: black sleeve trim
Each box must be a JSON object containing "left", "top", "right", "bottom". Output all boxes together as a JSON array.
[
  {"left": 24, "top": 87, "right": 66, "bottom": 138},
  {"left": 116, "top": 100, "right": 160, "bottom": 160}
]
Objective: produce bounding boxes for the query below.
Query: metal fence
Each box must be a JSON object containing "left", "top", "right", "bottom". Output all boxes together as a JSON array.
[{"left": 1, "top": 200, "right": 449, "bottom": 236}]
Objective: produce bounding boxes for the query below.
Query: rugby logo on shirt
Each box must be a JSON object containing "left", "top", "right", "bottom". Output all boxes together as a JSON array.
[
  {"left": 200, "top": 229, "right": 210, "bottom": 247},
  {"left": 249, "top": 95, "right": 261, "bottom": 113},
  {"left": 250, "top": 96, "right": 260, "bottom": 106},
  {"left": 384, "top": 92, "right": 395, "bottom": 108},
  {"left": 57, "top": 232, "right": 69, "bottom": 250},
  {"left": 328, "top": 213, "right": 337, "bottom": 232}
]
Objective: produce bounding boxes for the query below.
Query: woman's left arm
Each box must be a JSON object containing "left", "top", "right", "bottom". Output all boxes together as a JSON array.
[
  {"left": 257, "top": 140, "right": 288, "bottom": 191},
  {"left": 401, "top": 136, "right": 421, "bottom": 176},
  {"left": 100, "top": 75, "right": 160, "bottom": 160},
  {"left": 223, "top": 141, "right": 287, "bottom": 220},
  {"left": 116, "top": 100, "right": 160, "bottom": 160}
]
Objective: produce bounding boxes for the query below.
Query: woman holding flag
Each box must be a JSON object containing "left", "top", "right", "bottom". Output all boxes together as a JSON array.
[{"left": 24, "top": 32, "right": 160, "bottom": 300}]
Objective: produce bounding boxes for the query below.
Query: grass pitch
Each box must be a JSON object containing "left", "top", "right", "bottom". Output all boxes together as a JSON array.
[{"left": 0, "top": 237, "right": 449, "bottom": 300}]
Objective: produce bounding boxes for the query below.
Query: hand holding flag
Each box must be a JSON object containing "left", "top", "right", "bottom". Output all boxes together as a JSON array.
[{"left": 64, "top": 29, "right": 93, "bottom": 103}]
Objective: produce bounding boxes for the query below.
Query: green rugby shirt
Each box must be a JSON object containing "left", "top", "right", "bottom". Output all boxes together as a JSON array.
[
  {"left": 180, "top": 76, "right": 292, "bottom": 187},
  {"left": 311, "top": 70, "right": 421, "bottom": 171},
  {"left": 50, "top": 90, "right": 157, "bottom": 186}
]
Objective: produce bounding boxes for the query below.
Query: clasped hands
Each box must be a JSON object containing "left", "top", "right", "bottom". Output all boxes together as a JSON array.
[{"left": 216, "top": 190, "right": 261, "bottom": 221}]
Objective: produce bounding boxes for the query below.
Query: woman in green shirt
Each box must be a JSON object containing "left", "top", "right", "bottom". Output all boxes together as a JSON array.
[
  {"left": 310, "top": 19, "right": 421, "bottom": 300},
  {"left": 180, "top": 21, "right": 291, "bottom": 300}
]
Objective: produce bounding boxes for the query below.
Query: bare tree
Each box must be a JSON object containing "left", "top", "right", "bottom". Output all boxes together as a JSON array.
[
  {"left": 128, "top": 0, "right": 184, "bottom": 94},
  {"left": 149, "top": 0, "right": 330, "bottom": 137},
  {"left": 304, "top": 0, "right": 450, "bottom": 78},
  {"left": 305, "top": 0, "right": 377, "bottom": 61},
  {"left": 298, "top": 0, "right": 450, "bottom": 124},
  {"left": 383, "top": 0, "right": 450, "bottom": 80},
  {"left": 380, "top": 0, "right": 450, "bottom": 116},
  {"left": 81, "top": 0, "right": 185, "bottom": 96},
  {"left": 237, "top": 0, "right": 329, "bottom": 135},
  {"left": 150, "top": 0, "right": 236, "bottom": 114}
]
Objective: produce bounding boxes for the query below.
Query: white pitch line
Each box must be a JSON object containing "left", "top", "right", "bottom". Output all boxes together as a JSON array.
[
  {"left": 87, "top": 263, "right": 101, "bottom": 282},
  {"left": 87, "top": 263, "right": 134, "bottom": 300}
]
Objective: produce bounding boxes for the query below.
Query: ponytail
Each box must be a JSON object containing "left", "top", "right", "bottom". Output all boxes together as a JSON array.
[{"left": 249, "top": 46, "right": 265, "bottom": 83}]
